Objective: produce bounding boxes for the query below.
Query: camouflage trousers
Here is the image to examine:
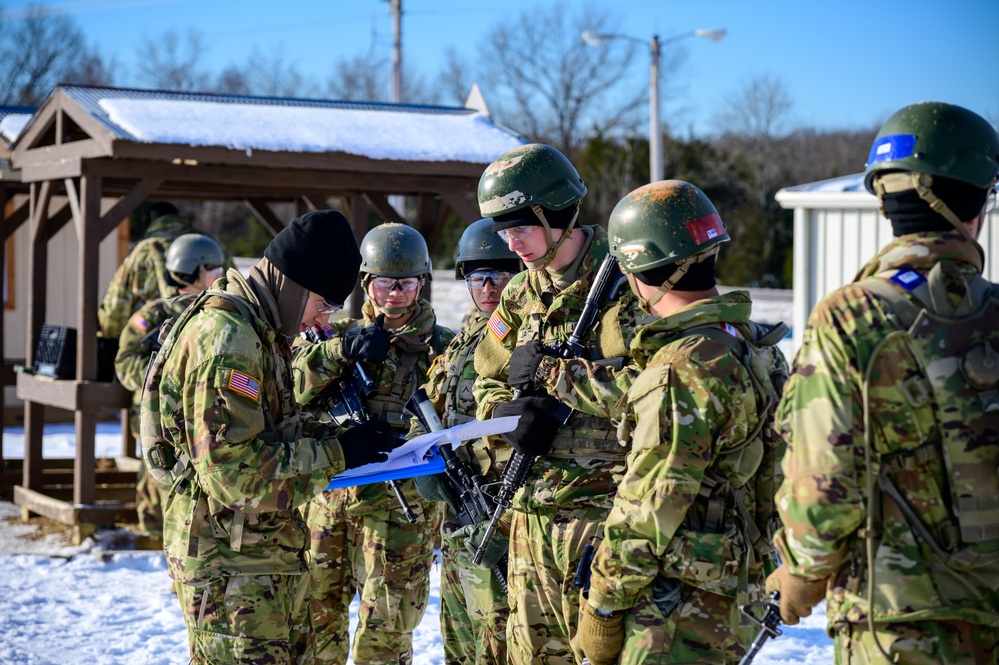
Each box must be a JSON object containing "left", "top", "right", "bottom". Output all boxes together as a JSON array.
[
  {"left": 440, "top": 512, "right": 510, "bottom": 665},
  {"left": 614, "top": 582, "right": 754, "bottom": 665},
  {"left": 307, "top": 484, "right": 441, "bottom": 665},
  {"left": 833, "top": 620, "right": 999, "bottom": 664},
  {"left": 507, "top": 505, "right": 609, "bottom": 665},
  {"left": 175, "top": 572, "right": 314, "bottom": 665},
  {"left": 135, "top": 461, "right": 166, "bottom": 538}
]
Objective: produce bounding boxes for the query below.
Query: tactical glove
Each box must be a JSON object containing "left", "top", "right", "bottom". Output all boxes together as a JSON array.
[
  {"left": 341, "top": 314, "right": 391, "bottom": 364},
  {"left": 452, "top": 520, "right": 508, "bottom": 570},
  {"left": 577, "top": 600, "right": 625, "bottom": 665},
  {"left": 507, "top": 340, "right": 547, "bottom": 391},
  {"left": 337, "top": 416, "right": 402, "bottom": 470},
  {"left": 493, "top": 396, "right": 562, "bottom": 457},
  {"left": 414, "top": 473, "right": 456, "bottom": 510},
  {"left": 765, "top": 565, "right": 827, "bottom": 626}
]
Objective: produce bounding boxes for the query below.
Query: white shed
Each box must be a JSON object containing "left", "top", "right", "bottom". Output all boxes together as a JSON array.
[{"left": 775, "top": 173, "right": 999, "bottom": 352}]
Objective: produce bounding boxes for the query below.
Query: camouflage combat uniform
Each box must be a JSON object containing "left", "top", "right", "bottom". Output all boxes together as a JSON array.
[
  {"left": 115, "top": 292, "right": 196, "bottom": 537},
  {"left": 774, "top": 232, "right": 999, "bottom": 664},
  {"left": 413, "top": 309, "right": 512, "bottom": 665},
  {"left": 587, "top": 291, "right": 788, "bottom": 664},
  {"left": 153, "top": 269, "right": 346, "bottom": 665},
  {"left": 98, "top": 214, "right": 191, "bottom": 339},
  {"left": 473, "top": 226, "right": 641, "bottom": 665},
  {"left": 294, "top": 299, "right": 454, "bottom": 665}
]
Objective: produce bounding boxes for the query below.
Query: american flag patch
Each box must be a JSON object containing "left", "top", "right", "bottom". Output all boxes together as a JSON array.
[
  {"left": 487, "top": 311, "right": 511, "bottom": 342},
  {"left": 686, "top": 213, "right": 726, "bottom": 244},
  {"left": 228, "top": 369, "right": 260, "bottom": 400},
  {"left": 130, "top": 313, "right": 150, "bottom": 332}
]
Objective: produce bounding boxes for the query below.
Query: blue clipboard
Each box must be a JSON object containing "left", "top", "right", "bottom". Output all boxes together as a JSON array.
[{"left": 325, "top": 445, "right": 447, "bottom": 490}]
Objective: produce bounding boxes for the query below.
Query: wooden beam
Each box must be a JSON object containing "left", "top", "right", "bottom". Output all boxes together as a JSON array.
[
  {"left": 77, "top": 175, "right": 102, "bottom": 382},
  {"left": 64, "top": 177, "right": 83, "bottom": 239},
  {"left": 303, "top": 195, "right": 329, "bottom": 211},
  {"left": 438, "top": 190, "right": 480, "bottom": 225},
  {"left": 29, "top": 180, "right": 53, "bottom": 245},
  {"left": 97, "top": 177, "right": 162, "bottom": 240},
  {"left": 244, "top": 199, "right": 286, "bottom": 236},
  {"left": 2, "top": 192, "right": 30, "bottom": 240},
  {"left": 16, "top": 374, "right": 131, "bottom": 411},
  {"left": 42, "top": 203, "right": 74, "bottom": 243},
  {"left": 363, "top": 193, "right": 407, "bottom": 226}
]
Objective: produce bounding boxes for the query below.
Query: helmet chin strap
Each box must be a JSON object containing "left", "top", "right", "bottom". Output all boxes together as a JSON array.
[
  {"left": 524, "top": 203, "right": 580, "bottom": 271},
  {"left": 628, "top": 245, "right": 721, "bottom": 312},
  {"left": 874, "top": 172, "right": 988, "bottom": 261}
]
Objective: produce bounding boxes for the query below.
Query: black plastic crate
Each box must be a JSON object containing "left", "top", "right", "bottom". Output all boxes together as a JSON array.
[{"left": 34, "top": 325, "right": 76, "bottom": 379}]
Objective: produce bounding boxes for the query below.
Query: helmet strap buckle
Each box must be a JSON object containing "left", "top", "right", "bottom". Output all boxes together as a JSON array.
[{"left": 529, "top": 203, "right": 580, "bottom": 271}]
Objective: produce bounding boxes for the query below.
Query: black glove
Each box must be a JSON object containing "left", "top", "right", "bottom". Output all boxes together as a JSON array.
[
  {"left": 507, "top": 340, "right": 547, "bottom": 391},
  {"left": 341, "top": 314, "right": 391, "bottom": 363},
  {"left": 493, "top": 395, "right": 562, "bottom": 457},
  {"left": 336, "top": 417, "right": 402, "bottom": 470}
]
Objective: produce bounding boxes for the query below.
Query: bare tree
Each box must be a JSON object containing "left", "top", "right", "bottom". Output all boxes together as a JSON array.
[
  {"left": 711, "top": 74, "right": 794, "bottom": 210},
  {"left": 324, "top": 52, "right": 436, "bottom": 104},
  {"left": 215, "top": 46, "right": 314, "bottom": 98},
  {"left": 436, "top": 47, "right": 474, "bottom": 107},
  {"left": 136, "top": 28, "right": 211, "bottom": 92},
  {"left": 0, "top": 5, "right": 114, "bottom": 105},
  {"left": 476, "top": 3, "right": 645, "bottom": 155}
]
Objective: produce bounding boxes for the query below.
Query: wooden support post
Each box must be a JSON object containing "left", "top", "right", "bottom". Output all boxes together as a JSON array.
[
  {"left": 23, "top": 182, "right": 52, "bottom": 497},
  {"left": 348, "top": 193, "right": 369, "bottom": 319}
]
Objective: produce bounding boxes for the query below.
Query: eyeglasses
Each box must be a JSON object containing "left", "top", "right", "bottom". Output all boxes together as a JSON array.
[
  {"left": 316, "top": 297, "right": 343, "bottom": 315},
  {"left": 497, "top": 225, "right": 539, "bottom": 243},
  {"left": 465, "top": 270, "right": 515, "bottom": 290},
  {"left": 370, "top": 277, "right": 421, "bottom": 292}
]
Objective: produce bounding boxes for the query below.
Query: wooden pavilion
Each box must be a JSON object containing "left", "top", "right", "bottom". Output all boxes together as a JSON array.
[{"left": 6, "top": 84, "right": 524, "bottom": 541}]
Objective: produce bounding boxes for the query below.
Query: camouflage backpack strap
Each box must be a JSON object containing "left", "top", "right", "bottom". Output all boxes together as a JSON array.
[
  {"left": 675, "top": 321, "right": 787, "bottom": 572},
  {"left": 139, "top": 288, "right": 222, "bottom": 488}
]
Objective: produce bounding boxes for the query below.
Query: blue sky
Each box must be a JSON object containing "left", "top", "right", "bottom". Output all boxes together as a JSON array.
[{"left": 3, "top": 0, "right": 997, "bottom": 136}]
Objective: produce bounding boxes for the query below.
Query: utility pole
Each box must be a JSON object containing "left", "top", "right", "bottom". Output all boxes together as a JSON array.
[{"left": 388, "top": 0, "right": 402, "bottom": 103}]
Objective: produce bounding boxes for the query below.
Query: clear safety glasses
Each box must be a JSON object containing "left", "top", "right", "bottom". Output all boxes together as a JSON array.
[
  {"left": 497, "top": 225, "right": 540, "bottom": 243},
  {"left": 464, "top": 270, "right": 514, "bottom": 290},
  {"left": 370, "top": 277, "right": 421, "bottom": 293}
]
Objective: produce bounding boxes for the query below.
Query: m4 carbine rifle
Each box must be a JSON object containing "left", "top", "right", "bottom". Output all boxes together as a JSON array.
[
  {"left": 473, "top": 253, "right": 624, "bottom": 566},
  {"left": 406, "top": 388, "right": 508, "bottom": 593},
  {"left": 737, "top": 592, "right": 782, "bottom": 665},
  {"left": 303, "top": 326, "right": 417, "bottom": 523}
]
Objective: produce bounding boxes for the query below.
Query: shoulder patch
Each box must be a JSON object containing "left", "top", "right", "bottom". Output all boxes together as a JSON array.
[
  {"left": 487, "top": 311, "right": 511, "bottom": 342},
  {"left": 227, "top": 369, "right": 261, "bottom": 400},
  {"left": 889, "top": 269, "right": 926, "bottom": 292},
  {"left": 130, "top": 313, "right": 151, "bottom": 332}
]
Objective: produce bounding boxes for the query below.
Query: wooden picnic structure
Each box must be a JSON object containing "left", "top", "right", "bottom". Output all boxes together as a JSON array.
[{"left": 5, "top": 84, "right": 522, "bottom": 542}]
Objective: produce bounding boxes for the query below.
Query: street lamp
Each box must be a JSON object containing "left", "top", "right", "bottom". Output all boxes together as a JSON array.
[{"left": 582, "top": 27, "right": 726, "bottom": 183}]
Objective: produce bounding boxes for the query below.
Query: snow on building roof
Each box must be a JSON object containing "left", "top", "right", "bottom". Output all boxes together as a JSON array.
[
  {"left": 0, "top": 106, "right": 35, "bottom": 146},
  {"left": 18, "top": 85, "right": 526, "bottom": 164}
]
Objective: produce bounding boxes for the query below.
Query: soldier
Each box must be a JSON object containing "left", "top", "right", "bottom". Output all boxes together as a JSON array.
[
  {"left": 410, "top": 218, "right": 522, "bottom": 665},
  {"left": 147, "top": 210, "right": 401, "bottom": 665},
  {"left": 293, "top": 222, "right": 455, "bottom": 665},
  {"left": 575, "top": 180, "right": 789, "bottom": 665},
  {"left": 767, "top": 101, "right": 999, "bottom": 664},
  {"left": 115, "top": 233, "right": 224, "bottom": 542},
  {"left": 98, "top": 203, "right": 192, "bottom": 340},
  {"left": 471, "top": 143, "right": 641, "bottom": 665}
]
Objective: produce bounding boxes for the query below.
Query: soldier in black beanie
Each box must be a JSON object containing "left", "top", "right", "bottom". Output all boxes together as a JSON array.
[{"left": 148, "top": 208, "right": 403, "bottom": 665}]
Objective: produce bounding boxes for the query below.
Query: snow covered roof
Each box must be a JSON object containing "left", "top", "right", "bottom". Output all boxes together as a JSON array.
[
  {"left": 0, "top": 105, "right": 35, "bottom": 147},
  {"left": 775, "top": 172, "right": 879, "bottom": 209},
  {"left": 13, "top": 85, "right": 524, "bottom": 165}
]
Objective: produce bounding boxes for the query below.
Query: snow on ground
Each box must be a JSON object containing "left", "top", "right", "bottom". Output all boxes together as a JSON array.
[
  {"left": 0, "top": 276, "right": 813, "bottom": 663},
  {"left": 0, "top": 421, "right": 830, "bottom": 664}
]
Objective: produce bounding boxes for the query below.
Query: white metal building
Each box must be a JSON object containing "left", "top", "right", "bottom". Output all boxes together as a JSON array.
[{"left": 775, "top": 173, "right": 998, "bottom": 352}]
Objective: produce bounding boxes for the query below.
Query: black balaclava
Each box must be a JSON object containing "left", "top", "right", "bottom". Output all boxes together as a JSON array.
[{"left": 884, "top": 176, "right": 989, "bottom": 237}]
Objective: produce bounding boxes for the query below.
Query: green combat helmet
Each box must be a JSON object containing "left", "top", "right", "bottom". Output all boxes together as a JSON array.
[
  {"left": 477, "top": 143, "right": 587, "bottom": 270},
  {"left": 359, "top": 222, "right": 432, "bottom": 318},
  {"left": 454, "top": 218, "right": 521, "bottom": 278},
  {"left": 165, "top": 233, "right": 224, "bottom": 286},
  {"left": 608, "top": 179, "right": 729, "bottom": 309},
  {"left": 864, "top": 101, "right": 999, "bottom": 241},
  {"left": 359, "top": 222, "right": 432, "bottom": 279}
]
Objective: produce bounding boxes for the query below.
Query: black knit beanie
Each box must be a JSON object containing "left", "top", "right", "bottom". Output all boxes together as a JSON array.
[
  {"left": 492, "top": 205, "right": 578, "bottom": 232},
  {"left": 882, "top": 175, "right": 990, "bottom": 237},
  {"left": 264, "top": 210, "right": 362, "bottom": 304}
]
